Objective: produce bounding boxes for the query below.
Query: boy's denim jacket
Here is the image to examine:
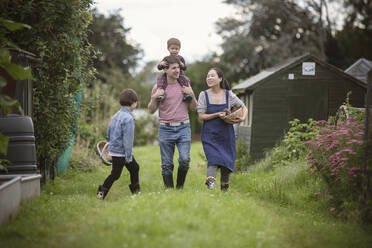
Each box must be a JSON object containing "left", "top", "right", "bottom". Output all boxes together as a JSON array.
[{"left": 107, "top": 107, "right": 135, "bottom": 162}]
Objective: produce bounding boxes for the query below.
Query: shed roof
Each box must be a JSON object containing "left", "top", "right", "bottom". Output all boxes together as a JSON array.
[
  {"left": 232, "top": 54, "right": 366, "bottom": 92},
  {"left": 344, "top": 58, "right": 372, "bottom": 84}
]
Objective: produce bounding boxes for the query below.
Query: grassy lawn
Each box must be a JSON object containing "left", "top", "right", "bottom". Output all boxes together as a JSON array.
[{"left": 0, "top": 142, "right": 371, "bottom": 248}]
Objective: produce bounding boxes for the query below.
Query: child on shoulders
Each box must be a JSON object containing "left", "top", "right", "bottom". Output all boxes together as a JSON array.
[{"left": 156, "top": 37, "right": 192, "bottom": 102}]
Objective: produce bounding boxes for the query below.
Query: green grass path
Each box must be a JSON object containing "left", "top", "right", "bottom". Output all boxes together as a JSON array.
[{"left": 1, "top": 142, "right": 371, "bottom": 248}]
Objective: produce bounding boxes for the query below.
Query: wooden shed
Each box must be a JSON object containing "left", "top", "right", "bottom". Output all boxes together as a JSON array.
[{"left": 232, "top": 54, "right": 366, "bottom": 160}]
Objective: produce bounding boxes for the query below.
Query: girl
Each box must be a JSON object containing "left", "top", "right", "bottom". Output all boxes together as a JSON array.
[{"left": 197, "top": 68, "right": 247, "bottom": 191}]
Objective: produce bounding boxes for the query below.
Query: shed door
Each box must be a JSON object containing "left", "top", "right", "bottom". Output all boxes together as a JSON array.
[{"left": 288, "top": 81, "right": 328, "bottom": 122}]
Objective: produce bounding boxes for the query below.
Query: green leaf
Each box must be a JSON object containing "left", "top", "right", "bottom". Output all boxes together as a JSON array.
[
  {"left": 0, "top": 133, "right": 9, "bottom": 155},
  {"left": 0, "top": 63, "right": 33, "bottom": 80},
  {"left": 0, "top": 48, "right": 11, "bottom": 64},
  {"left": 0, "top": 19, "right": 31, "bottom": 31}
]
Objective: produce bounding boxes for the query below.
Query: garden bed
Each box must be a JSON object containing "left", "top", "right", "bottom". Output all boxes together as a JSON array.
[{"left": 0, "top": 174, "right": 41, "bottom": 227}]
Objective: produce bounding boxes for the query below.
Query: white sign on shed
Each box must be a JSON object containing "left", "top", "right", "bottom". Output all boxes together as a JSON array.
[{"left": 302, "top": 62, "right": 316, "bottom": 75}]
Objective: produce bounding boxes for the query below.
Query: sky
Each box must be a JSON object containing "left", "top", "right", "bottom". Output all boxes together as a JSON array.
[{"left": 93, "top": 0, "right": 237, "bottom": 65}]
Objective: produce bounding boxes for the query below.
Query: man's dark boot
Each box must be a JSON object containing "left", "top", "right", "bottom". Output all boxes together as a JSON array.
[
  {"left": 97, "top": 185, "right": 109, "bottom": 199},
  {"left": 129, "top": 184, "right": 140, "bottom": 194},
  {"left": 176, "top": 168, "right": 188, "bottom": 189},
  {"left": 162, "top": 174, "right": 174, "bottom": 188},
  {"left": 221, "top": 183, "right": 229, "bottom": 192}
]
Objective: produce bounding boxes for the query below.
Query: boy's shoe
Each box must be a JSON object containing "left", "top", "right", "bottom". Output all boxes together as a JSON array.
[
  {"left": 97, "top": 185, "right": 108, "bottom": 200},
  {"left": 182, "top": 94, "right": 192, "bottom": 102},
  {"left": 205, "top": 177, "right": 215, "bottom": 190},
  {"left": 157, "top": 94, "right": 166, "bottom": 102},
  {"left": 129, "top": 184, "right": 141, "bottom": 194}
]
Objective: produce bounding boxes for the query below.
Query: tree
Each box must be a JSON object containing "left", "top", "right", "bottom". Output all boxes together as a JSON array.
[
  {"left": 216, "top": 0, "right": 328, "bottom": 82},
  {"left": 327, "top": 0, "right": 372, "bottom": 68},
  {"left": 88, "top": 9, "right": 143, "bottom": 82},
  {"left": 217, "top": 0, "right": 372, "bottom": 82}
]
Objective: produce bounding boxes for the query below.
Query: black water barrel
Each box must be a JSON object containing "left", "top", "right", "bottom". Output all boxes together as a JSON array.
[{"left": 0, "top": 115, "right": 37, "bottom": 174}]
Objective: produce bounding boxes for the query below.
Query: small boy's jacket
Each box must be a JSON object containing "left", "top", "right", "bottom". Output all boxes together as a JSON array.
[{"left": 107, "top": 107, "right": 135, "bottom": 162}]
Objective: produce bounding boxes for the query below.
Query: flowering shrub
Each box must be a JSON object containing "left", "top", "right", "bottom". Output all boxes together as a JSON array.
[
  {"left": 305, "top": 118, "right": 371, "bottom": 222},
  {"left": 271, "top": 118, "right": 318, "bottom": 165}
]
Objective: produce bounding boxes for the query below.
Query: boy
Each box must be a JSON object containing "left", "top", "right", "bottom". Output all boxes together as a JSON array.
[
  {"left": 97, "top": 89, "right": 140, "bottom": 199},
  {"left": 156, "top": 38, "right": 192, "bottom": 102}
]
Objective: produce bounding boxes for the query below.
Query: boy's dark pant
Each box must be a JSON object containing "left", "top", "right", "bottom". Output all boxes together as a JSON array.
[{"left": 102, "top": 156, "right": 139, "bottom": 191}]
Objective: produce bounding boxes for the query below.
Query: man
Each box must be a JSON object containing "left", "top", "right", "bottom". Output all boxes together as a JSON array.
[{"left": 148, "top": 55, "right": 197, "bottom": 189}]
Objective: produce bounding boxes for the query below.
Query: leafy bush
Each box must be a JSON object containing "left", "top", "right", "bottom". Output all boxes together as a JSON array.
[
  {"left": 0, "top": 18, "right": 33, "bottom": 172},
  {"left": 235, "top": 140, "right": 251, "bottom": 171},
  {"left": 1, "top": 0, "right": 96, "bottom": 181},
  {"left": 305, "top": 117, "right": 371, "bottom": 223},
  {"left": 271, "top": 118, "right": 318, "bottom": 165},
  {"left": 133, "top": 115, "right": 158, "bottom": 146}
]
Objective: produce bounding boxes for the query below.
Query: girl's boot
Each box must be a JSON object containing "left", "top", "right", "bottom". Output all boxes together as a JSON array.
[
  {"left": 205, "top": 177, "right": 215, "bottom": 190},
  {"left": 221, "top": 183, "right": 229, "bottom": 192}
]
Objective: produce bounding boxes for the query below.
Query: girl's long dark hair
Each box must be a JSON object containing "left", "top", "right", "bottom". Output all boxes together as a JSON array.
[{"left": 209, "top": 67, "right": 230, "bottom": 90}]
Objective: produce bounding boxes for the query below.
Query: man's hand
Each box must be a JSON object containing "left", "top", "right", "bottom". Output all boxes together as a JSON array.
[
  {"left": 148, "top": 88, "right": 165, "bottom": 114},
  {"left": 152, "top": 88, "right": 165, "bottom": 100},
  {"left": 181, "top": 85, "right": 193, "bottom": 96}
]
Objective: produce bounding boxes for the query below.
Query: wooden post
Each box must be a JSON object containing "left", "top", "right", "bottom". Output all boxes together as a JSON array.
[{"left": 363, "top": 69, "right": 372, "bottom": 195}]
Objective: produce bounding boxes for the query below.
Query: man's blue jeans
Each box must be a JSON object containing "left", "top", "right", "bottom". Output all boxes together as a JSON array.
[{"left": 158, "top": 123, "right": 191, "bottom": 176}]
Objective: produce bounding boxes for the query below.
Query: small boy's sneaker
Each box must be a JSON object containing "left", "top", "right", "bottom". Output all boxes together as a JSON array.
[
  {"left": 157, "top": 94, "right": 166, "bottom": 102},
  {"left": 96, "top": 185, "right": 108, "bottom": 200},
  {"left": 205, "top": 177, "right": 215, "bottom": 190},
  {"left": 182, "top": 94, "right": 192, "bottom": 102}
]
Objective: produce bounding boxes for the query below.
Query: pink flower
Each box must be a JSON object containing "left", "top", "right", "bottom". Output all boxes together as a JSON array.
[
  {"left": 314, "top": 120, "right": 327, "bottom": 125},
  {"left": 348, "top": 167, "right": 360, "bottom": 174},
  {"left": 346, "top": 139, "right": 363, "bottom": 145},
  {"left": 325, "top": 144, "right": 336, "bottom": 151},
  {"left": 330, "top": 207, "right": 336, "bottom": 212}
]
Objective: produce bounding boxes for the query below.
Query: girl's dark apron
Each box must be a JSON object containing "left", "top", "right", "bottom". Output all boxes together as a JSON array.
[{"left": 201, "top": 90, "right": 236, "bottom": 172}]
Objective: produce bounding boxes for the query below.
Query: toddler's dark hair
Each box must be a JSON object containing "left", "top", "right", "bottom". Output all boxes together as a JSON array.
[{"left": 167, "top": 38, "right": 181, "bottom": 48}]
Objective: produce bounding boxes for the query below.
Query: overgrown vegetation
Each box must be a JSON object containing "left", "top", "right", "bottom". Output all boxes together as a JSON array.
[
  {"left": 247, "top": 100, "right": 371, "bottom": 223},
  {"left": 0, "top": 0, "right": 96, "bottom": 181},
  {"left": 235, "top": 140, "right": 251, "bottom": 171},
  {"left": 0, "top": 18, "right": 33, "bottom": 171},
  {"left": 1, "top": 142, "right": 371, "bottom": 248},
  {"left": 270, "top": 118, "right": 318, "bottom": 165}
]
